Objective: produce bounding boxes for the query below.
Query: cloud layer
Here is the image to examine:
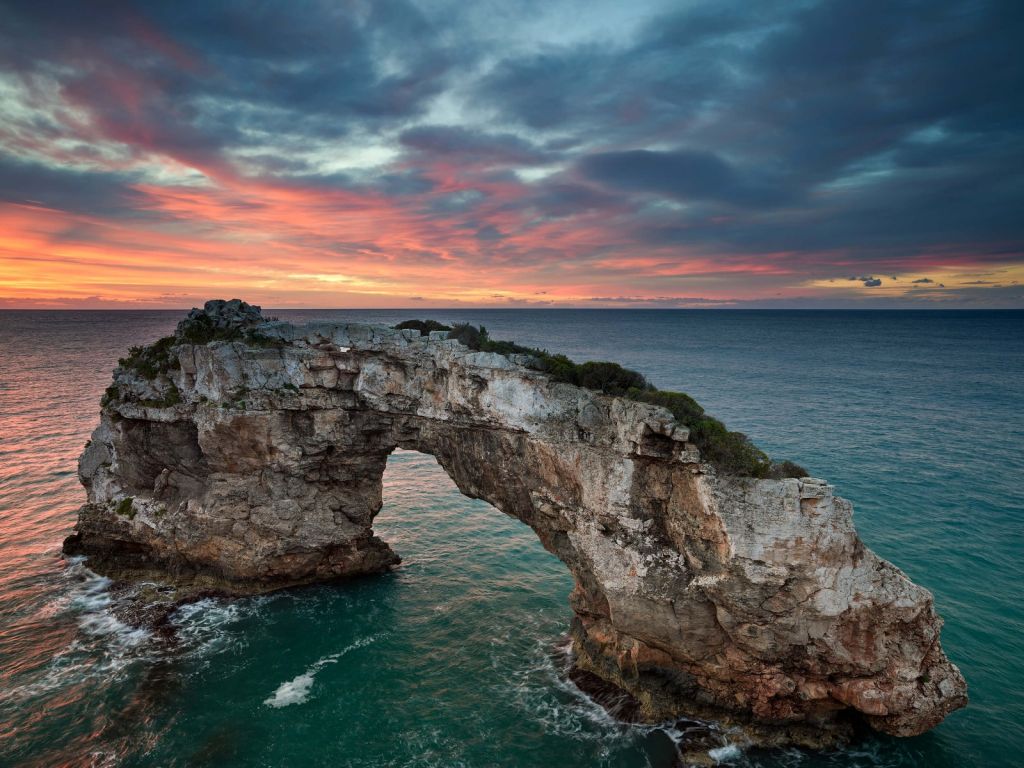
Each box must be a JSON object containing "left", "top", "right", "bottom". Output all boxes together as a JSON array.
[{"left": 0, "top": 0, "right": 1021, "bottom": 307}]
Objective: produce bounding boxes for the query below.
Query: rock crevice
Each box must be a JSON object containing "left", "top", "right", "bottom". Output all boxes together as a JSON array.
[{"left": 65, "top": 299, "right": 966, "bottom": 745}]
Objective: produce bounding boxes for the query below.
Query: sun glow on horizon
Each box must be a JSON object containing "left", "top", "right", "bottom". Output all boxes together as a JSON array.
[{"left": 0, "top": 2, "right": 1021, "bottom": 309}]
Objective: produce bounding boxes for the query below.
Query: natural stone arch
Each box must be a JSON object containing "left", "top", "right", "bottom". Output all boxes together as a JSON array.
[{"left": 67, "top": 300, "right": 966, "bottom": 748}]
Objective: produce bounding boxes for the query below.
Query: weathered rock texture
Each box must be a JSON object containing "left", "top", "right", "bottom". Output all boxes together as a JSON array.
[{"left": 66, "top": 300, "right": 966, "bottom": 745}]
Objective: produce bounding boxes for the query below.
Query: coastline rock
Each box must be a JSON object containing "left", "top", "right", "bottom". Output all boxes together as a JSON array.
[{"left": 64, "top": 299, "right": 967, "bottom": 745}]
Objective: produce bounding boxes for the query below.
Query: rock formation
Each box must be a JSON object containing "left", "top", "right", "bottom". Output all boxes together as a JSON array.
[{"left": 65, "top": 299, "right": 966, "bottom": 746}]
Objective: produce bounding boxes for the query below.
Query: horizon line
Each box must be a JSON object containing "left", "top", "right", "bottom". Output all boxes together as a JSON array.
[{"left": 3, "top": 306, "right": 1022, "bottom": 312}]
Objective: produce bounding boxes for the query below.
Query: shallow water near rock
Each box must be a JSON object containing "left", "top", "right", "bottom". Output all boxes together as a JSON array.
[{"left": 1, "top": 308, "right": 1021, "bottom": 767}]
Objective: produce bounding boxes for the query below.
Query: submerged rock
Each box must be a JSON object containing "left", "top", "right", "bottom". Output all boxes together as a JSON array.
[{"left": 65, "top": 299, "right": 967, "bottom": 746}]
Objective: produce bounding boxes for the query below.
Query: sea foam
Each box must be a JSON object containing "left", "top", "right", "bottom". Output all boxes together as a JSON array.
[
  {"left": 708, "top": 744, "right": 742, "bottom": 762},
  {"left": 264, "top": 634, "right": 383, "bottom": 708}
]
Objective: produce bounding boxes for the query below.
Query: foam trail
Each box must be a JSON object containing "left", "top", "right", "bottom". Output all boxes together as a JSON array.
[{"left": 264, "top": 635, "right": 383, "bottom": 708}]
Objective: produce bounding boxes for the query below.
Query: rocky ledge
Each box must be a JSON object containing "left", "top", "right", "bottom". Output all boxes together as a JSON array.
[{"left": 65, "top": 299, "right": 966, "bottom": 747}]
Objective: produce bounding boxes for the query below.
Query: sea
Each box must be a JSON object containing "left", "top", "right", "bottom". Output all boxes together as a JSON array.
[{"left": 1, "top": 309, "right": 1021, "bottom": 768}]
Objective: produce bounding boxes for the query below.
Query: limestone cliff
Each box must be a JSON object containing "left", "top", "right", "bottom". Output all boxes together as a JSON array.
[{"left": 65, "top": 300, "right": 967, "bottom": 746}]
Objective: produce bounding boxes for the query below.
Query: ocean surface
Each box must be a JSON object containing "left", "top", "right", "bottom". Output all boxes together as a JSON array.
[{"left": 1, "top": 309, "right": 1022, "bottom": 768}]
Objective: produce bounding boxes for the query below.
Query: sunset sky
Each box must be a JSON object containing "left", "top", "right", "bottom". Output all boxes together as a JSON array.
[{"left": 1, "top": 0, "right": 1021, "bottom": 309}]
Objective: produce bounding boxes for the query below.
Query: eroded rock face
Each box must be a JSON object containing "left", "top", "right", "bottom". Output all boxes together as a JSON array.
[{"left": 65, "top": 300, "right": 966, "bottom": 745}]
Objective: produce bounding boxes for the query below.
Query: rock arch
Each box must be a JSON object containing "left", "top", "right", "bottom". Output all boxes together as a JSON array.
[{"left": 66, "top": 300, "right": 966, "bottom": 747}]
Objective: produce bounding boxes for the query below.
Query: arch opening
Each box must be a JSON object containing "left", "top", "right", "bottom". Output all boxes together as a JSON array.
[{"left": 373, "top": 447, "right": 575, "bottom": 616}]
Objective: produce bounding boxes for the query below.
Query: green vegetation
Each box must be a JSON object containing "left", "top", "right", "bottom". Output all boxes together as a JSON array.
[
  {"left": 395, "top": 319, "right": 452, "bottom": 335},
  {"left": 106, "top": 336, "right": 180, "bottom": 407},
  {"left": 178, "top": 314, "right": 284, "bottom": 348},
  {"left": 243, "top": 329, "right": 287, "bottom": 348},
  {"left": 222, "top": 386, "right": 249, "bottom": 410},
  {"left": 447, "top": 323, "right": 649, "bottom": 395},
  {"left": 624, "top": 388, "right": 802, "bottom": 478},
  {"left": 118, "top": 335, "right": 181, "bottom": 380},
  {"left": 177, "top": 314, "right": 243, "bottom": 344},
  {"left": 101, "top": 383, "right": 120, "bottom": 407},
  {"left": 103, "top": 378, "right": 181, "bottom": 410},
  {"left": 772, "top": 460, "right": 811, "bottom": 479},
  {"left": 114, "top": 496, "right": 136, "bottom": 520},
  {"left": 106, "top": 319, "right": 280, "bottom": 409},
  {"left": 411, "top": 321, "right": 808, "bottom": 479},
  {"left": 138, "top": 384, "right": 182, "bottom": 409},
  {"left": 576, "top": 361, "right": 648, "bottom": 395},
  {"left": 625, "top": 389, "right": 704, "bottom": 423}
]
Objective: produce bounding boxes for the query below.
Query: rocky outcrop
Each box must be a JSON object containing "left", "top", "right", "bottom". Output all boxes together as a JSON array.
[{"left": 65, "top": 299, "right": 966, "bottom": 746}]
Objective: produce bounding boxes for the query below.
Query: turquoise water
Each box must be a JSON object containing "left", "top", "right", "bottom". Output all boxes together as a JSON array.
[{"left": 1, "top": 309, "right": 1021, "bottom": 767}]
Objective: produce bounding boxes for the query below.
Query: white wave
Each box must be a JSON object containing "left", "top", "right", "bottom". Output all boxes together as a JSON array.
[
  {"left": 708, "top": 744, "right": 742, "bottom": 763},
  {"left": 502, "top": 634, "right": 636, "bottom": 743},
  {"left": 169, "top": 594, "right": 279, "bottom": 666},
  {"left": 66, "top": 563, "right": 149, "bottom": 647},
  {"left": 499, "top": 630, "right": 748, "bottom": 768},
  {"left": 74, "top": 594, "right": 149, "bottom": 647},
  {"left": 264, "top": 667, "right": 319, "bottom": 708},
  {"left": 172, "top": 599, "right": 243, "bottom": 647},
  {"left": 264, "top": 634, "right": 384, "bottom": 709},
  {"left": 0, "top": 561, "right": 153, "bottom": 704}
]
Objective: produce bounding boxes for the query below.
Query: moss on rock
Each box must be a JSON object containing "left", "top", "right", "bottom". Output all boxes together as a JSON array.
[{"left": 114, "top": 497, "right": 135, "bottom": 520}]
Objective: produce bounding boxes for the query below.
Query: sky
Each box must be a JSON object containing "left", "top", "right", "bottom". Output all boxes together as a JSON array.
[{"left": 0, "top": 0, "right": 1022, "bottom": 309}]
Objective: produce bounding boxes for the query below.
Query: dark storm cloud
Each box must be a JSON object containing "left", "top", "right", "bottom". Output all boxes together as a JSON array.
[
  {"left": 0, "top": 0, "right": 461, "bottom": 175},
  {"left": 472, "top": 3, "right": 766, "bottom": 136},
  {"left": 602, "top": 153, "right": 1024, "bottom": 263},
  {"left": 476, "top": 0, "right": 1024, "bottom": 262},
  {"left": 579, "top": 149, "right": 786, "bottom": 207},
  {"left": 0, "top": 157, "right": 145, "bottom": 217},
  {"left": 518, "top": 183, "right": 620, "bottom": 218},
  {"left": 372, "top": 172, "right": 437, "bottom": 197}
]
